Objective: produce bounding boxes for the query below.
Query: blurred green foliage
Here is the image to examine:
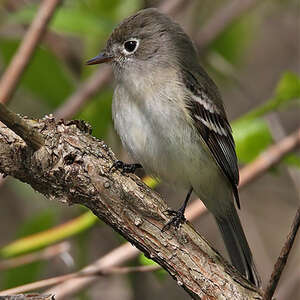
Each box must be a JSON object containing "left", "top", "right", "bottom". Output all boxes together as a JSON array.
[{"left": 210, "top": 15, "right": 255, "bottom": 65}]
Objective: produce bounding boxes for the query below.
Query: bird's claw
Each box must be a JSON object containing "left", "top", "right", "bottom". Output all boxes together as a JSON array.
[
  {"left": 109, "top": 160, "right": 142, "bottom": 174},
  {"left": 162, "top": 208, "right": 186, "bottom": 232}
]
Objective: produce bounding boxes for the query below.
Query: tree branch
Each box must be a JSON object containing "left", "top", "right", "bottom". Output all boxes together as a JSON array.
[
  {"left": 0, "top": 294, "right": 54, "bottom": 300},
  {"left": 263, "top": 207, "right": 300, "bottom": 300},
  {"left": 0, "top": 262, "right": 159, "bottom": 295},
  {"left": 0, "top": 116, "right": 261, "bottom": 300},
  {"left": 0, "top": 103, "right": 44, "bottom": 150},
  {"left": 0, "top": 242, "right": 70, "bottom": 271}
]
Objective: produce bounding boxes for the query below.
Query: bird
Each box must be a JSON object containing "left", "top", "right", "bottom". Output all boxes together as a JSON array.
[{"left": 87, "top": 8, "right": 260, "bottom": 287}]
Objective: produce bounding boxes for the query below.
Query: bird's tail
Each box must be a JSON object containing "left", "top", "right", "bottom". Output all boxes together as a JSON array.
[{"left": 215, "top": 205, "right": 261, "bottom": 287}]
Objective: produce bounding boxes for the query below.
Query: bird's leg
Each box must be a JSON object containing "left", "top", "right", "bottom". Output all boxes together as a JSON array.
[
  {"left": 162, "top": 187, "right": 193, "bottom": 231},
  {"left": 109, "top": 160, "right": 142, "bottom": 174}
]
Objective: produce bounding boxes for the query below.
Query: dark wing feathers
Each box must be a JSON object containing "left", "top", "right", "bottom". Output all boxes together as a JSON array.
[{"left": 182, "top": 69, "right": 240, "bottom": 208}]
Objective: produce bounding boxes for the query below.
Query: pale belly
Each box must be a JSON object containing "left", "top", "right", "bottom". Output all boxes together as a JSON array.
[{"left": 111, "top": 87, "right": 224, "bottom": 203}]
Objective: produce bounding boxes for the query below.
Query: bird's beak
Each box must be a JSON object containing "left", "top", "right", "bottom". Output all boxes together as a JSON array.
[{"left": 86, "top": 52, "right": 113, "bottom": 65}]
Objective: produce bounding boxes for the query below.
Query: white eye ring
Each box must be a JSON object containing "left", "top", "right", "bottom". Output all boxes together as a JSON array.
[{"left": 122, "top": 38, "right": 139, "bottom": 55}]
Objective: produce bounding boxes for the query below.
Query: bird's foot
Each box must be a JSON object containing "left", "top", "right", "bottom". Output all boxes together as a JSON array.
[
  {"left": 109, "top": 160, "right": 142, "bottom": 174},
  {"left": 162, "top": 208, "right": 186, "bottom": 232}
]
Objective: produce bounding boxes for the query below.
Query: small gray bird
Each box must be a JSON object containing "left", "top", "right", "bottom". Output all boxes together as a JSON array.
[{"left": 87, "top": 8, "right": 260, "bottom": 286}]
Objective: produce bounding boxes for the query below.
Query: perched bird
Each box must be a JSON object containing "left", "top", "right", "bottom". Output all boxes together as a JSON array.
[{"left": 87, "top": 8, "right": 260, "bottom": 286}]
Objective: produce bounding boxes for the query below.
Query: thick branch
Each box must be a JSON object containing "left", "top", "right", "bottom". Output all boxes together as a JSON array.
[
  {"left": 0, "top": 117, "right": 261, "bottom": 300},
  {"left": 0, "top": 103, "right": 44, "bottom": 150}
]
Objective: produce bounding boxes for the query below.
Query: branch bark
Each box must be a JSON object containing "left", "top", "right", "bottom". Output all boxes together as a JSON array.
[
  {"left": 0, "top": 103, "right": 44, "bottom": 150},
  {"left": 0, "top": 116, "right": 261, "bottom": 300}
]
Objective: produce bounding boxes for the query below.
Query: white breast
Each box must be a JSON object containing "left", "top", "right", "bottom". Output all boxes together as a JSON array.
[{"left": 111, "top": 67, "right": 227, "bottom": 206}]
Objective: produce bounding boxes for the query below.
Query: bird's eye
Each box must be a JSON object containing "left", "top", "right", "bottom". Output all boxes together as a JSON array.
[{"left": 123, "top": 39, "right": 139, "bottom": 54}]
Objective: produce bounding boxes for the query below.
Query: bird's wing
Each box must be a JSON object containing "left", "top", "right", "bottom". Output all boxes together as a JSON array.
[{"left": 182, "top": 68, "right": 240, "bottom": 207}]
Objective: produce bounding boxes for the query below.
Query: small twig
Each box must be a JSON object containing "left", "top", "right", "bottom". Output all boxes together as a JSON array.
[
  {"left": 0, "top": 273, "right": 77, "bottom": 296},
  {"left": 196, "top": 0, "right": 260, "bottom": 51},
  {"left": 263, "top": 208, "right": 300, "bottom": 300},
  {"left": 46, "top": 243, "right": 140, "bottom": 299},
  {"left": 0, "top": 242, "right": 70, "bottom": 271},
  {"left": 0, "top": 294, "right": 55, "bottom": 300},
  {"left": 0, "top": 103, "right": 44, "bottom": 150},
  {"left": 0, "top": 263, "right": 159, "bottom": 295},
  {"left": 0, "top": 0, "right": 62, "bottom": 103}
]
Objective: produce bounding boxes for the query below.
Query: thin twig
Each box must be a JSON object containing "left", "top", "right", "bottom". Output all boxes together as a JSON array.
[
  {"left": 0, "top": 242, "right": 70, "bottom": 271},
  {"left": 0, "top": 263, "right": 159, "bottom": 295},
  {"left": 196, "top": 0, "right": 260, "bottom": 51},
  {"left": 0, "top": 103, "right": 44, "bottom": 150},
  {"left": 0, "top": 273, "right": 77, "bottom": 296},
  {"left": 263, "top": 207, "right": 300, "bottom": 300},
  {"left": 0, "top": 0, "right": 62, "bottom": 103},
  {"left": 0, "top": 294, "right": 55, "bottom": 300}
]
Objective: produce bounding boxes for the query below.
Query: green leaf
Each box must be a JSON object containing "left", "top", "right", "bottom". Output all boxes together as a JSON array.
[
  {"left": 0, "top": 38, "right": 74, "bottom": 108},
  {"left": 273, "top": 72, "right": 300, "bottom": 105},
  {"left": 243, "top": 72, "right": 300, "bottom": 120},
  {"left": 210, "top": 15, "right": 255, "bottom": 64},
  {"left": 232, "top": 118, "right": 273, "bottom": 164},
  {"left": 0, "top": 211, "right": 98, "bottom": 258}
]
